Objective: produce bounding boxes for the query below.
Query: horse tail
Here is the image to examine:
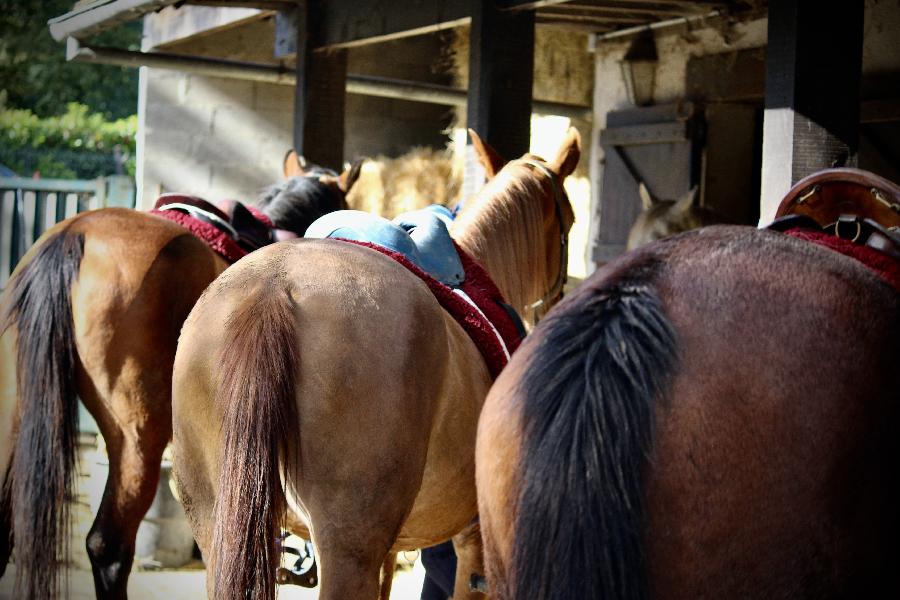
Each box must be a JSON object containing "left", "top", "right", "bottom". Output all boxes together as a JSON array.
[
  {"left": 212, "top": 281, "right": 299, "bottom": 600},
  {"left": 509, "top": 266, "right": 678, "bottom": 600},
  {"left": 1, "top": 229, "right": 84, "bottom": 599}
]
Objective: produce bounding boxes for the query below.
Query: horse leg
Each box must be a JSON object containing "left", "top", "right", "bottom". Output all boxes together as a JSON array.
[
  {"left": 308, "top": 533, "right": 391, "bottom": 599},
  {"left": 379, "top": 552, "right": 397, "bottom": 600},
  {"left": 85, "top": 424, "right": 168, "bottom": 599},
  {"left": 451, "top": 521, "right": 486, "bottom": 599}
]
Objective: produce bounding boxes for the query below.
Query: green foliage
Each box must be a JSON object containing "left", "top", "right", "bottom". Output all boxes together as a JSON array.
[
  {"left": 0, "top": 103, "right": 136, "bottom": 178},
  {"left": 0, "top": 0, "right": 141, "bottom": 119}
]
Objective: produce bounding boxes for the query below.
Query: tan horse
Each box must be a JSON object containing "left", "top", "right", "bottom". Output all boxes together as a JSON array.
[
  {"left": 626, "top": 183, "right": 718, "bottom": 250},
  {"left": 170, "top": 129, "right": 580, "bottom": 600},
  {"left": 0, "top": 160, "right": 359, "bottom": 600}
]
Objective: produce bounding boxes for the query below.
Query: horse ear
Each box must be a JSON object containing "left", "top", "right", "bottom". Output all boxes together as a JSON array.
[
  {"left": 468, "top": 128, "right": 505, "bottom": 178},
  {"left": 283, "top": 149, "right": 307, "bottom": 179},
  {"left": 550, "top": 127, "right": 581, "bottom": 180},
  {"left": 339, "top": 158, "right": 364, "bottom": 193},
  {"left": 672, "top": 185, "right": 699, "bottom": 215},
  {"left": 638, "top": 183, "right": 655, "bottom": 210}
]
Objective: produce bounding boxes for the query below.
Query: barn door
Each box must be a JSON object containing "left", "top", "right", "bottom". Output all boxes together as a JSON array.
[{"left": 590, "top": 102, "right": 702, "bottom": 264}]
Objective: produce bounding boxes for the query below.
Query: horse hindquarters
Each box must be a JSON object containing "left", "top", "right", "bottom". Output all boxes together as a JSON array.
[
  {"left": 174, "top": 241, "right": 460, "bottom": 600},
  {"left": 476, "top": 257, "right": 678, "bottom": 600}
]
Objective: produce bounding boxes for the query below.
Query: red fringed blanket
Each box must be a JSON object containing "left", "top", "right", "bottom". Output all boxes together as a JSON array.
[
  {"left": 149, "top": 194, "right": 274, "bottom": 264},
  {"left": 785, "top": 227, "right": 900, "bottom": 292},
  {"left": 339, "top": 239, "right": 523, "bottom": 379}
]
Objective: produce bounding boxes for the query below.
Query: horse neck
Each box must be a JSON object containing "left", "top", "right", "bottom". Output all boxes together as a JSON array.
[{"left": 452, "top": 169, "right": 551, "bottom": 314}]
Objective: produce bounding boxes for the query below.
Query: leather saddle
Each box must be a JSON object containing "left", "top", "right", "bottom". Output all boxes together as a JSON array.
[
  {"left": 153, "top": 193, "right": 273, "bottom": 253},
  {"left": 769, "top": 168, "right": 900, "bottom": 261}
]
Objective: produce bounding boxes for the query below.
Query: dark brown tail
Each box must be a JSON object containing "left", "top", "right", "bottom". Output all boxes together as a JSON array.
[
  {"left": 212, "top": 281, "right": 300, "bottom": 600},
  {"left": 1, "top": 230, "right": 84, "bottom": 598},
  {"left": 509, "top": 268, "right": 678, "bottom": 600}
]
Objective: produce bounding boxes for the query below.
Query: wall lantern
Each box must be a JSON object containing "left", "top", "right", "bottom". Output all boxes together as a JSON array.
[{"left": 620, "top": 30, "right": 658, "bottom": 106}]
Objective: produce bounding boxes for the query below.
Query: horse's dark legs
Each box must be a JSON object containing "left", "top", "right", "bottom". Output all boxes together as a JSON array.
[
  {"left": 86, "top": 431, "right": 166, "bottom": 600},
  {"left": 452, "top": 521, "right": 486, "bottom": 600}
]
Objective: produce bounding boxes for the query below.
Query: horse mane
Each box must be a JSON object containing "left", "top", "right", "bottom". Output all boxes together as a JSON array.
[
  {"left": 254, "top": 171, "right": 345, "bottom": 235},
  {"left": 452, "top": 162, "right": 558, "bottom": 314},
  {"left": 508, "top": 256, "right": 678, "bottom": 600}
]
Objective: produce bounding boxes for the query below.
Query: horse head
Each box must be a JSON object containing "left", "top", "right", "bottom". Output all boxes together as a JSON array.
[
  {"left": 455, "top": 128, "right": 581, "bottom": 323},
  {"left": 626, "top": 183, "right": 718, "bottom": 250},
  {"left": 260, "top": 151, "right": 365, "bottom": 237}
]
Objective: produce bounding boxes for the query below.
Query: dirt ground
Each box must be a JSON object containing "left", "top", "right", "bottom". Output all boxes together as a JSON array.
[
  {"left": 0, "top": 560, "right": 427, "bottom": 600},
  {"left": 0, "top": 439, "right": 427, "bottom": 599}
]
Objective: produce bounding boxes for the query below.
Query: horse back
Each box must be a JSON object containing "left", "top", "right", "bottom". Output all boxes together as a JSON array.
[{"left": 645, "top": 225, "right": 900, "bottom": 598}]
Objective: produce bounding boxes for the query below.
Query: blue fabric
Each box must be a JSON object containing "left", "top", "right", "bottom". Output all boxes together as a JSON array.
[
  {"left": 305, "top": 206, "right": 465, "bottom": 287},
  {"left": 420, "top": 541, "right": 456, "bottom": 600}
]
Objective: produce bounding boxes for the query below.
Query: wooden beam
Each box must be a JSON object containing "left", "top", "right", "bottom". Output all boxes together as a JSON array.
[
  {"left": 546, "top": 3, "right": 688, "bottom": 16},
  {"left": 294, "top": 0, "right": 346, "bottom": 170},
  {"left": 464, "top": 0, "right": 535, "bottom": 196},
  {"left": 143, "top": 4, "right": 266, "bottom": 49},
  {"left": 760, "top": 0, "right": 864, "bottom": 222},
  {"left": 496, "top": 0, "right": 571, "bottom": 9},
  {"left": 310, "top": 0, "right": 470, "bottom": 50}
]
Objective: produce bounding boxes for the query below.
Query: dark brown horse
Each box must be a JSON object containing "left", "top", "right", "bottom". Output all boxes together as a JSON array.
[
  {"left": 170, "top": 129, "right": 581, "bottom": 600},
  {"left": 477, "top": 186, "right": 900, "bottom": 597},
  {"left": 0, "top": 159, "right": 359, "bottom": 599}
]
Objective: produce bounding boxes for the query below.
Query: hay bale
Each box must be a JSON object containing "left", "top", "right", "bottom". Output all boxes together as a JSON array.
[{"left": 346, "top": 146, "right": 463, "bottom": 219}]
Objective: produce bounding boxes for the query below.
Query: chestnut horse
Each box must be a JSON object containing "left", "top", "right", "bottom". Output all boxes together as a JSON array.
[
  {"left": 169, "top": 129, "right": 580, "bottom": 600},
  {"left": 0, "top": 159, "right": 359, "bottom": 600},
  {"left": 477, "top": 221, "right": 900, "bottom": 598}
]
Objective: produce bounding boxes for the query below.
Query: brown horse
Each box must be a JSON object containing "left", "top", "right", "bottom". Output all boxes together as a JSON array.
[
  {"left": 169, "top": 129, "right": 580, "bottom": 600},
  {"left": 626, "top": 183, "right": 719, "bottom": 250},
  {"left": 477, "top": 220, "right": 900, "bottom": 595},
  {"left": 0, "top": 160, "right": 359, "bottom": 600}
]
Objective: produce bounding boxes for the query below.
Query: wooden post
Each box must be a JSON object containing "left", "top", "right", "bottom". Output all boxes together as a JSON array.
[
  {"left": 759, "top": 0, "right": 864, "bottom": 223},
  {"left": 293, "top": 0, "right": 347, "bottom": 171},
  {"left": 464, "top": 1, "right": 535, "bottom": 197}
]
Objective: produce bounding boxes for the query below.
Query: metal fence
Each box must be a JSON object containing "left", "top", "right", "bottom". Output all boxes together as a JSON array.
[{"left": 0, "top": 175, "right": 134, "bottom": 288}]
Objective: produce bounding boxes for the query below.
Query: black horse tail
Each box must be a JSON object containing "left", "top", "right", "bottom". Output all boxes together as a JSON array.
[
  {"left": 1, "top": 229, "right": 84, "bottom": 599},
  {"left": 212, "top": 281, "right": 299, "bottom": 600},
  {"left": 509, "top": 269, "right": 678, "bottom": 600}
]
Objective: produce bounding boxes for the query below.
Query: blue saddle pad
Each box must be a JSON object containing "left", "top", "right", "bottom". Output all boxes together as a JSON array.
[{"left": 305, "top": 205, "right": 465, "bottom": 287}]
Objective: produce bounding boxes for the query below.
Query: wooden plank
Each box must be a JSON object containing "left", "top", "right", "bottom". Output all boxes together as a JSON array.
[
  {"left": 312, "top": 0, "right": 470, "bottom": 50},
  {"left": 0, "top": 191, "right": 14, "bottom": 288},
  {"left": 144, "top": 4, "right": 266, "bottom": 50},
  {"left": 760, "top": 0, "right": 864, "bottom": 221},
  {"left": 294, "top": 0, "right": 346, "bottom": 170},
  {"left": 464, "top": 0, "right": 535, "bottom": 196},
  {"left": 600, "top": 122, "right": 689, "bottom": 146}
]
